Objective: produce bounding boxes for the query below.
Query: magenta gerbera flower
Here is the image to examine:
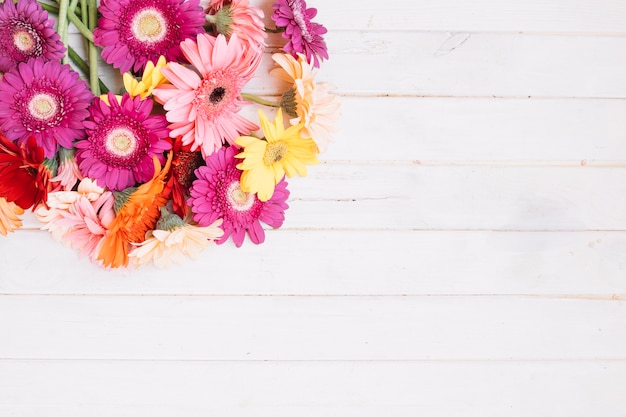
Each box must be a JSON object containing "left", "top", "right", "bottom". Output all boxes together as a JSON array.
[
  {"left": 75, "top": 92, "right": 172, "bottom": 191},
  {"left": 272, "top": 0, "right": 328, "bottom": 68},
  {"left": 94, "top": 0, "right": 206, "bottom": 74},
  {"left": 188, "top": 146, "right": 289, "bottom": 247},
  {"left": 0, "top": 58, "right": 93, "bottom": 158},
  {"left": 0, "top": 0, "right": 65, "bottom": 73},
  {"left": 153, "top": 33, "right": 262, "bottom": 158}
]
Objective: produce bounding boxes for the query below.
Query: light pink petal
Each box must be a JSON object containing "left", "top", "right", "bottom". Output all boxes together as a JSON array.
[
  {"left": 180, "top": 37, "right": 206, "bottom": 73},
  {"left": 161, "top": 63, "right": 201, "bottom": 90}
]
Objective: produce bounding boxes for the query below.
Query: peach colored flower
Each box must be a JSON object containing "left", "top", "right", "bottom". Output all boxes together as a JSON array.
[
  {"left": 129, "top": 212, "right": 223, "bottom": 268},
  {"left": 0, "top": 197, "right": 24, "bottom": 236},
  {"left": 271, "top": 53, "right": 340, "bottom": 152}
]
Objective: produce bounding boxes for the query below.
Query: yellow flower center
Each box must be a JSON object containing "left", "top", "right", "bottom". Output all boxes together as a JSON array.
[
  {"left": 13, "top": 30, "right": 35, "bottom": 52},
  {"left": 106, "top": 128, "right": 137, "bottom": 157},
  {"left": 28, "top": 93, "right": 58, "bottom": 121},
  {"left": 263, "top": 141, "right": 288, "bottom": 165},
  {"left": 226, "top": 181, "right": 255, "bottom": 211},
  {"left": 132, "top": 9, "right": 167, "bottom": 43}
]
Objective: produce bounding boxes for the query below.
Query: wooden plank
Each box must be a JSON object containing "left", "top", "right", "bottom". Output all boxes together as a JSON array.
[
  {"left": 70, "top": 31, "right": 626, "bottom": 98},
  {"left": 60, "top": 0, "right": 626, "bottom": 33},
  {"left": 1, "top": 230, "right": 625, "bottom": 296},
  {"left": 1, "top": 359, "right": 625, "bottom": 416},
  {"left": 1, "top": 296, "right": 625, "bottom": 360},
  {"left": 310, "top": 0, "right": 626, "bottom": 33},
  {"left": 319, "top": 31, "right": 626, "bottom": 98},
  {"left": 329, "top": 97, "right": 626, "bottom": 162},
  {"left": 9, "top": 164, "right": 626, "bottom": 231}
]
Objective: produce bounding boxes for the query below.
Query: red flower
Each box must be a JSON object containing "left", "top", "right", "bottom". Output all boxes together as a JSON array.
[
  {"left": 0, "top": 134, "right": 50, "bottom": 209},
  {"left": 163, "top": 136, "right": 204, "bottom": 218}
]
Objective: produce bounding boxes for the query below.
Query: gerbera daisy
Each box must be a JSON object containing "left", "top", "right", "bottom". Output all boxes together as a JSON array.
[
  {"left": 94, "top": 0, "right": 206, "bottom": 74},
  {"left": 129, "top": 208, "right": 223, "bottom": 268},
  {"left": 123, "top": 55, "right": 168, "bottom": 99},
  {"left": 0, "top": 58, "right": 93, "bottom": 158},
  {"left": 152, "top": 33, "right": 262, "bottom": 158},
  {"left": 51, "top": 147, "right": 83, "bottom": 191},
  {"left": 163, "top": 136, "right": 205, "bottom": 218},
  {"left": 0, "top": 0, "right": 65, "bottom": 73},
  {"left": 75, "top": 92, "right": 172, "bottom": 191},
  {"left": 97, "top": 153, "right": 172, "bottom": 268},
  {"left": 272, "top": 0, "right": 328, "bottom": 68},
  {"left": 55, "top": 192, "right": 115, "bottom": 263},
  {"left": 0, "top": 197, "right": 24, "bottom": 236},
  {"left": 235, "top": 109, "right": 318, "bottom": 202},
  {"left": 189, "top": 146, "right": 289, "bottom": 247},
  {"left": 0, "top": 134, "right": 50, "bottom": 210},
  {"left": 35, "top": 178, "right": 108, "bottom": 242},
  {"left": 271, "top": 53, "right": 340, "bottom": 152},
  {"left": 204, "top": 0, "right": 267, "bottom": 50}
]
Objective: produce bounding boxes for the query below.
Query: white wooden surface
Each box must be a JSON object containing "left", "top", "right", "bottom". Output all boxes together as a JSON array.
[{"left": 2, "top": 0, "right": 626, "bottom": 415}]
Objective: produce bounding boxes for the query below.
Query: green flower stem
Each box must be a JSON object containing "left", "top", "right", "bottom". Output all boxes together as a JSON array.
[
  {"left": 57, "top": 0, "right": 70, "bottom": 63},
  {"left": 69, "top": 0, "right": 79, "bottom": 14},
  {"left": 39, "top": 3, "right": 59, "bottom": 14},
  {"left": 67, "top": 8, "right": 94, "bottom": 43},
  {"left": 264, "top": 26, "right": 285, "bottom": 34},
  {"left": 80, "top": 0, "right": 89, "bottom": 53},
  {"left": 67, "top": 46, "right": 109, "bottom": 94},
  {"left": 88, "top": 0, "right": 100, "bottom": 95},
  {"left": 241, "top": 93, "right": 281, "bottom": 108}
]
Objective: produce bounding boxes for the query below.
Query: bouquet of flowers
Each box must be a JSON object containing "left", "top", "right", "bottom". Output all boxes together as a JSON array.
[{"left": 0, "top": 0, "right": 340, "bottom": 269}]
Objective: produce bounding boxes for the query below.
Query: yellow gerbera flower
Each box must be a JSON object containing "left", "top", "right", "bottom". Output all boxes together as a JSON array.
[
  {"left": 235, "top": 109, "right": 319, "bottom": 202},
  {"left": 0, "top": 197, "right": 24, "bottom": 236},
  {"left": 97, "top": 153, "right": 172, "bottom": 268},
  {"left": 123, "top": 56, "right": 168, "bottom": 99}
]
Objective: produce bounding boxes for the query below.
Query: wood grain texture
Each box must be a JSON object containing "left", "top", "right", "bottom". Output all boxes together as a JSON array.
[
  {"left": 1, "top": 295, "right": 625, "bottom": 360},
  {"left": 1, "top": 360, "right": 625, "bottom": 417},
  {"left": 2, "top": 230, "right": 625, "bottom": 295}
]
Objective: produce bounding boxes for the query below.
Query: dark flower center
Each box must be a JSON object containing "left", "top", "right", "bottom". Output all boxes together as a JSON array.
[{"left": 209, "top": 87, "right": 226, "bottom": 105}]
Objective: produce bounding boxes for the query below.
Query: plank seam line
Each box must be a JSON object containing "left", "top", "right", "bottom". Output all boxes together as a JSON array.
[
  {"left": 1, "top": 294, "right": 625, "bottom": 299},
  {"left": 2, "top": 358, "right": 626, "bottom": 363}
]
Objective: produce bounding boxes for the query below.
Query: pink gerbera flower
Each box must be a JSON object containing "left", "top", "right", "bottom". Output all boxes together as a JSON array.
[
  {"left": 0, "top": 58, "right": 93, "bottom": 158},
  {"left": 75, "top": 92, "right": 172, "bottom": 191},
  {"left": 94, "top": 0, "right": 206, "bottom": 73},
  {"left": 0, "top": 0, "right": 65, "bottom": 73},
  {"left": 272, "top": 0, "right": 328, "bottom": 68},
  {"left": 153, "top": 33, "right": 262, "bottom": 158},
  {"left": 188, "top": 146, "right": 289, "bottom": 247},
  {"left": 55, "top": 192, "right": 116, "bottom": 263},
  {"left": 204, "top": 0, "right": 267, "bottom": 50}
]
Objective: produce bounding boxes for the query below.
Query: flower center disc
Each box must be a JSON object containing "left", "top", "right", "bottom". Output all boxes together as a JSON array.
[
  {"left": 13, "top": 30, "right": 35, "bottom": 52},
  {"left": 132, "top": 8, "right": 167, "bottom": 43},
  {"left": 106, "top": 128, "right": 137, "bottom": 157},
  {"left": 28, "top": 93, "right": 58, "bottom": 121},
  {"left": 227, "top": 181, "right": 255, "bottom": 212},
  {"left": 291, "top": 1, "right": 314, "bottom": 43},
  {"left": 263, "top": 141, "right": 288, "bottom": 165}
]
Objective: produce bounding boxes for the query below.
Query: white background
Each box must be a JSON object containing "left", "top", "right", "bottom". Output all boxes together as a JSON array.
[{"left": 2, "top": 0, "right": 626, "bottom": 415}]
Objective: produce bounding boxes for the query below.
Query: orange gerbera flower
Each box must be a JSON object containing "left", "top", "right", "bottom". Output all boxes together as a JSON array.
[
  {"left": 0, "top": 197, "right": 24, "bottom": 236},
  {"left": 97, "top": 152, "right": 173, "bottom": 268}
]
